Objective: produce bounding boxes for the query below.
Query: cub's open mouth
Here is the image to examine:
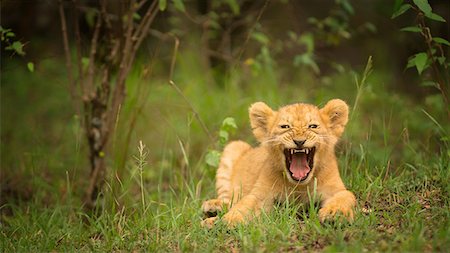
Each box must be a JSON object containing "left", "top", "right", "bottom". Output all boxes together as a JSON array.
[{"left": 283, "top": 147, "right": 315, "bottom": 182}]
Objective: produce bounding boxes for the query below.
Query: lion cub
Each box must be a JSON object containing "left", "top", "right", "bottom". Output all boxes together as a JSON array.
[{"left": 201, "top": 99, "right": 356, "bottom": 228}]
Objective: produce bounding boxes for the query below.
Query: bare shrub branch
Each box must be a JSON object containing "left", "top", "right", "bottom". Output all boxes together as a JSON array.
[{"left": 58, "top": 0, "right": 159, "bottom": 210}]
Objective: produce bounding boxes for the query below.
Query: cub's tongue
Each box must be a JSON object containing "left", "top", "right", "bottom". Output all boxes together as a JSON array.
[{"left": 290, "top": 152, "right": 310, "bottom": 180}]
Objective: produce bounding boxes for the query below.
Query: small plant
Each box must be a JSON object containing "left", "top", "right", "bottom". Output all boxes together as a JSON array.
[
  {"left": 352, "top": 56, "right": 373, "bottom": 118},
  {"left": 58, "top": 0, "right": 160, "bottom": 209},
  {"left": 246, "top": 0, "right": 375, "bottom": 77},
  {"left": 133, "top": 140, "right": 149, "bottom": 214},
  {"left": 205, "top": 117, "right": 238, "bottom": 168},
  {"left": 392, "top": 0, "right": 449, "bottom": 119},
  {"left": 1, "top": 26, "right": 34, "bottom": 72},
  {"left": 1, "top": 26, "right": 25, "bottom": 56}
]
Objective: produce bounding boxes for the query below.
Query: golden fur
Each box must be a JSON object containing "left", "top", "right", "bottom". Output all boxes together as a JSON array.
[{"left": 201, "top": 99, "right": 356, "bottom": 228}]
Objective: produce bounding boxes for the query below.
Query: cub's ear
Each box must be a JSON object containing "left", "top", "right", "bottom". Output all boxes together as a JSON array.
[
  {"left": 249, "top": 102, "right": 274, "bottom": 142},
  {"left": 320, "top": 99, "right": 349, "bottom": 138}
]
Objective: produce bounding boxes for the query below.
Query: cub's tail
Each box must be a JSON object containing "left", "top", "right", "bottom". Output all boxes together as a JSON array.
[{"left": 216, "top": 141, "right": 251, "bottom": 202}]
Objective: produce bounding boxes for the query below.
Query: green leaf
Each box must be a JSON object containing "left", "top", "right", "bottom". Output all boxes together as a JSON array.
[
  {"left": 0, "top": 26, "right": 9, "bottom": 33},
  {"left": 251, "top": 32, "right": 269, "bottom": 45},
  {"left": 400, "top": 26, "right": 422, "bottom": 33},
  {"left": 287, "top": 31, "right": 297, "bottom": 41},
  {"left": 133, "top": 13, "right": 141, "bottom": 20},
  {"left": 413, "top": 52, "right": 428, "bottom": 74},
  {"left": 393, "top": 0, "right": 404, "bottom": 14},
  {"left": 338, "top": 0, "right": 354, "bottom": 15},
  {"left": 219, "top": 130, "right": 229, "bottom": 144},
  {"left": 6, "top": 41, "right": 25, "bottom": 55},
  {"left": 172, "top": 0, "right": 185, "bottom": 12},
  {"left": 221, "top": 117, "right": 237, "bottom": 131},
  {"left": 406, "top": 57, "right": 415, "bottom": 69},
  {"left": 27, "top": 62, "right": 34, "bottom": 72},
  {"left": 391, "top": 4, "right": 411, "bottom": 19},
  {"left": 85, "top": 8, "right": 97, "bottom": 27},
  {"left": 218, "top": 117, "right": 237, "bottom": 145},
  {"left": 159, "top": 0, "right": 167, "bottom": 11},
  {"left": 299, "top": 33, "right": 314, "bottom": 53},
  {"left": 412, "top": 0, "right": 432, "bottom": 15},
  {"left": 420, "top": 80, "right": 438, "bottom": 88},
  {"left": 307, "top": 17, "right": 319, "bottom": 25},
  {"left": 425, "top": 12, "right": 446, "bottom": 22},
  {"left": 208, "top": 20, "right": 221, "bottom": 30},
  {"left": 246, "top": 58, "right": 262, "bottom": 76},
  {"left": 433, "top": 37, "right": 450, "bottom": 46},
  {"left": 260, "top": 46, "right": 274, "bottom": 66},
  {"left": 363, "top": 22, "right": 377, "bottom": 33},
  {"left": 436, "top": 56, "right": 446, "bottom": 65},
  {"left": 205, "top": 150, "right": 221, "bottom": 167},
  {"left": 293, "top": 53, "right": 320, "bottom": 74},
  {"left": 225, "top": 0, "right": 240, "bottom": 15},
  {"left": 81, "top": 57, "right": 90, "bottom": 71}
]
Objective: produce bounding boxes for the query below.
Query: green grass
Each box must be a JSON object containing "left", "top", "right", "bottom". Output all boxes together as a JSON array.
[
  {"left": 2, "top": 152, "right": 449, "bottom": 252},
  {"left": 1, "top": 50, "right": 449, "bottom": 251}
]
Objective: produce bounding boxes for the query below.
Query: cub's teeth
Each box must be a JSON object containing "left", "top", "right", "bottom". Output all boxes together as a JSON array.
[
  {"left": 305, "top": 149, "right": 309, "bottom": 154},
  {"left": 290, "top": 149, "right": 294, "bottom": 155}
]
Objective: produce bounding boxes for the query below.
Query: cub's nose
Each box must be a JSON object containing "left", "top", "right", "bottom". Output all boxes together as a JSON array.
[{"left": 294, "top": 139, "right": 306, "bottom": 148}]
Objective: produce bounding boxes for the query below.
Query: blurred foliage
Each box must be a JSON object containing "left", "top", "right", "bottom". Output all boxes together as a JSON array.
[
  {"left": 205, "top": 117, "right": 238, "bottom": 168},
  {"left": 392, "top": 0, "right": 449, "bottom": 118},
  {"left": 1, "top": 27, "right": 25, "bottom": 56},
  {"left": 1, "top": 26, "right": 34, "bottom": 71}
]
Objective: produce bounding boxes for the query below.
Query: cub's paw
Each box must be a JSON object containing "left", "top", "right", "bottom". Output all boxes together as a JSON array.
[
  {"left": 201, "top": 199, "right": 227, "bottom": 217},
  {"left": 318, "top": 204, "right": 354, "bottom": 223},
  {"left": 201, "top": 217, "right": 219, "bottom": 229},
  {"left": 222, "top": 210, "right": 245, "bottom": 228}
]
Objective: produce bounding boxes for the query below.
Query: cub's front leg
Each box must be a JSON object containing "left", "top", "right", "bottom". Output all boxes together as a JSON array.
[
  {"left": 318, "top": 189, "right": 356, "bottom": 222},
  {"left": 222, "top": 193, "right": 274, "bottom": 227},
  {"left": 222, "top": 177, "right": 278, "bottom": 227}
]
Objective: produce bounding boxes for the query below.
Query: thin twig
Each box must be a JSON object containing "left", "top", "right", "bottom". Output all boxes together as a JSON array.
[
  {"left": 418, "top": 14, "right": 450, "bottom": 120},
  {"left": 170, "top": 80, "right": 213, "bottom": 140},
  {"left": 168, "top": 34, "right": 179, "bottom": 80},
  {"left": 234, "top": 0, "right": 270, "bottom": 67},
  {"left": 73, "top": 0, "right": 85, "bottom": 95},
  {"left": 86, "top": 5, "right": 103, "bottom": 95},
  {"left": 100, "top": 0, "right": 113, "bottom": 34},
  {"left": 110, "top": 0, "right": 159, "bottom": 134},
  {"left": 132, "top": 0, "right": 157, "bottom": 44},
  {"left": 119, "top": 0, "right": 136, "bottom": 77},
  {"left": 352, "top": 56, "right": 373, "bottom": 119},
  {"left": 130, "top": 1, "right": 159, "bottom": 68},
  {"left": 100, "top": 0, "right": 119, "bottom": 66},
  {"left": 383, "top": 159, "right": 391, "bottom": 182},
  {"left": 58, "top": 0, "right": 75, "bottom": 98},
  {"left": 206, "top": 49, "right": 234, "bottom": 63},
  {"left": 163, "top": 32, "right": 213, "bottom": 140},
  {"left": 109, "top": 0, "right": 136, "bottom": 130},
  {"left": 148, "top": 29, "right": 214, "bottom": 140},
  {"left": 135, "top": 0, "right": 148, "bottom": 11}
]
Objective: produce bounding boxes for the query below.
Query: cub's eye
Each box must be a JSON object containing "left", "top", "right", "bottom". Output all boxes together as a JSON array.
[
  {"left": 308, "top": 124, "right": 318, "bottom": 129},
  {"left": 280, "top": 124, "right": 290, "bottom": 129}
]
